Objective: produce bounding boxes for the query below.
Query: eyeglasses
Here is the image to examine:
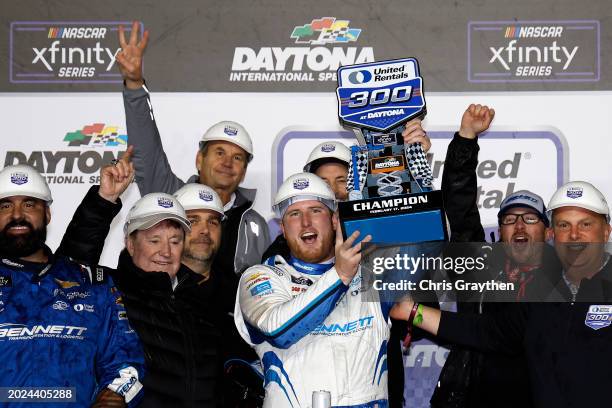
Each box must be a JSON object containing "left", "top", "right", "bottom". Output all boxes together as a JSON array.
[{"left": 500, "top": 213, "right": 542, "bottom": 225}]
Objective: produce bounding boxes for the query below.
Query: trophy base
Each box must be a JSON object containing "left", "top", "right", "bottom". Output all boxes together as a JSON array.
[{"left": 338, "top": 190, "right": 447, "bottom": 244}]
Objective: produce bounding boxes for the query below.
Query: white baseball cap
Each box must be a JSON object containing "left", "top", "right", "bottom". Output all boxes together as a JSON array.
[
  {"left": 199, "top": 120, "right": 253, "bottom": 161},
  {"left": 547, "top": 181, "right": 610, "bottom": 222},
  {"left": 173, "top": 183, "right": 225, "bottom": 220},
  {"left": 0, "top": 164, "right": 52, "bottom": 204},
  {"left": 273, "top": 172, "right": 336, "bottom": 218},
  {"left": 124, "top": 193, "right": 191, "bottom": 235},
  {"left": 303, "top": 141, "right": 351, "bottom": 173}
]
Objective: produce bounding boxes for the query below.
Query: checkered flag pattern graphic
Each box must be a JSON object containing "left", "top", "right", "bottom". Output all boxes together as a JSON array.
[
  {"left": 405, "top": 143, "right": 434, "bottom": 190},
  {"left": 91, "top": 134, "right": 115, "bottom": 146},
  {"left": 318, "top": 27, "right": 348, "bottom": 43},
  {"left": 347, "top": 148, "right": 369, "bottom": 193}
]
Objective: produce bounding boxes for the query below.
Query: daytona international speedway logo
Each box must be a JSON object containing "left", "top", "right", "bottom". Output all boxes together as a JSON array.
[
  {"left": 230, "top": 17, "right": 373, "bottom": 83},
  {"left": 290, "top": 17, "right": 362, "bottom": 45},
  {"left": 63, "top": 123, "right": 128, "bottom": 147}
]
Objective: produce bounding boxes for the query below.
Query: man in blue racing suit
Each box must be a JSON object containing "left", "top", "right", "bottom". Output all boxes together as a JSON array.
[
  {"left": 235, "top": 172, "right": 394, "bottom": 407},
  {"left": 0, "top": 164, "right": 145, "bottom": 407}
]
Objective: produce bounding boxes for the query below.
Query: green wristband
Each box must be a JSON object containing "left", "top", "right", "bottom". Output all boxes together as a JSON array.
[{"left": 413, "top": 304, "right": 424, "bottom": 326}]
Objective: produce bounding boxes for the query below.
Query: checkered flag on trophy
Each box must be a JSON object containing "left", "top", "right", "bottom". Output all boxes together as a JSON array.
[
  {"left": 404, "top": 143, "right": 434, "bottom": 190},
  {"left": 346, "top": 148, "right": 369, "bottom": 195}
]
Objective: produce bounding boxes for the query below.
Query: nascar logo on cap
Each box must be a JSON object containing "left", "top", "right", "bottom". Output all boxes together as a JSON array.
[
  {"left": 293, "top": 178, "right": 309, "bottom": 190},
  {"left": 199, "top": 191, "right": 213, "bottom": 201},
  {"left": 224, "top": 125, "right": 238, "bottom": 136},
  {"left": 157, "top": 197, "right": 174, "bottom": 208},
  {"left": 10, "top": 172, "right": 28, "bottom": 185},
  {"left": 321, "top": 144, "right": 336, "bottom": 153},
  {"left": 566, "top": 187, "right": 583, "bottom": 199}
]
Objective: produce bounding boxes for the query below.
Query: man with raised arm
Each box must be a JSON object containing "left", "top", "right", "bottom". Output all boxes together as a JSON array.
[
  {"left": 392, "top": 181, "right": 612, "bottom": 408},
  {"left": 115, "top": 22, "right": 270, "bottom": 279}
]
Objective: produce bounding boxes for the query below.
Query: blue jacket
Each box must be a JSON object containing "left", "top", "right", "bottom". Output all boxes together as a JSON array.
[{"left": 0, "top": 250, "right": 145, "bottom": 407}]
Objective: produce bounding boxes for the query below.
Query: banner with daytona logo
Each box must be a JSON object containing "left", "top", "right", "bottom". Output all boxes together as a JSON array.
[{"left": 1, "top": 0, "right": 611, "bottom": 91}]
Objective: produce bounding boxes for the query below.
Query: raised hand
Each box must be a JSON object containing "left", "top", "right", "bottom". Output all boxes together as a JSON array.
[
  {"left": 401, "top": 118, "right": 431, "bottom": 153},
  {"left": 99, "top": 145, "right": 135, "bottom": 203},
  {"left": 334, "top": 227, "right": 372, "bottom": 285},
  {"left": 116, "top": 21, "right": 149, "bottom": 89},
  {"left": 458, "top": 104, "right": 495, "bottom": 140}
]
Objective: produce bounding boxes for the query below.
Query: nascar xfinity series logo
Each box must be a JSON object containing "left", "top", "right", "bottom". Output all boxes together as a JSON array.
[
  {"left": 468, "top": 20, "right": 600, "bottom": 82},
  {"left": 3, "top": 123, "right": 128, "bottom": 185},
  {"left": 10, "top": 21, "right": 142, "bottom": 84},
  {"left": 230, "top": 17, "right": 374, "bottom": 83}
]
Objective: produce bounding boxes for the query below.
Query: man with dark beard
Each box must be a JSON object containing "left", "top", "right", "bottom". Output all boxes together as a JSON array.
[
  {"left": 0, "top": 199, "right": 48, "bottom": 258},
  {"left": 0, "top": 164, "right": 145, "bottom": 407}
]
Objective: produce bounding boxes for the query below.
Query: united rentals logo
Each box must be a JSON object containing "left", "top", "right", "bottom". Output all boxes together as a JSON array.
[
  {"left": 230, "top": 17, "right": 374, "bottom": 83},
  {"left": 468, "top": 20, "right": 599, "bottom": 82},
  {"left": 4, "top": 123, "right": 128, "bottom": 185},
  {"left": 337, "top": 58, "right": 425, "bottom": 131},
  {"left": 10, "top": 21, "right": 142, "bottom": 84}
]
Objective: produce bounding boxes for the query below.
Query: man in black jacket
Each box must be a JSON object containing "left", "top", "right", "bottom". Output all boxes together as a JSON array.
[
  {"left": 391, "top": 181, "right": 612, "bottom": 408},
  {"left": 432, "top": 104, "right": 553, "bottom": 408},
  {"left": 60, "top": 150, "right": 228, "bottom": 407},
  {"left": 115, "top": 22, "right": 270, "bottom": 280}
]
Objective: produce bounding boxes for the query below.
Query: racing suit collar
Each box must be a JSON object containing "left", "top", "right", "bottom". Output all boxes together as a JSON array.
[
  {"left": 287, "top": 255, "right": 335, "bottom": 275},
  {"left": 0, "top": 245, "right": 55, "bottom": 274}
]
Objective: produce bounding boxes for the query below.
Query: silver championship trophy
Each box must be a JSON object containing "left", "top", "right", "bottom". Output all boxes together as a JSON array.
[{"left": 336, "top": 58, "right": 447, "bottom": 244}]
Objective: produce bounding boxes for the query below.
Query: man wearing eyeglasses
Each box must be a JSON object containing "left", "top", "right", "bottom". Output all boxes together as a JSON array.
[
  {"left": 496, "top": 191, "right": 553, "bottom": 296},
  {"left": 431, "top": 103, "right": 555, "bottom": 408}
]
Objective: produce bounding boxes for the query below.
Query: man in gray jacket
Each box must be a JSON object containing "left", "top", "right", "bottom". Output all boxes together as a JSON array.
[{"left": 115, "top": 22, "right": 270, "bottom": 280}]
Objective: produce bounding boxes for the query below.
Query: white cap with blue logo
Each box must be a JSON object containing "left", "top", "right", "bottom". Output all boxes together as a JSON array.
[
  {"left": 273, "top": 173, "right": 336, "bottom": 218},
  {"left": 546, "top": 181, "right": 610, "bottom": 223},
  {"left": 200, "top": 120, "right": 253, "bottom": 161},
  {"left": 124, "top": 193, "right": 191, "bottom": 235},
  {"left": 173, "top": 183, "right": 225, "bottom": 220},
  {"left": 303, "top": 141, "right": 351, "bottom": 172},
  {"left": 0, "top": 164, "right": 52, "bottom": 204}
]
